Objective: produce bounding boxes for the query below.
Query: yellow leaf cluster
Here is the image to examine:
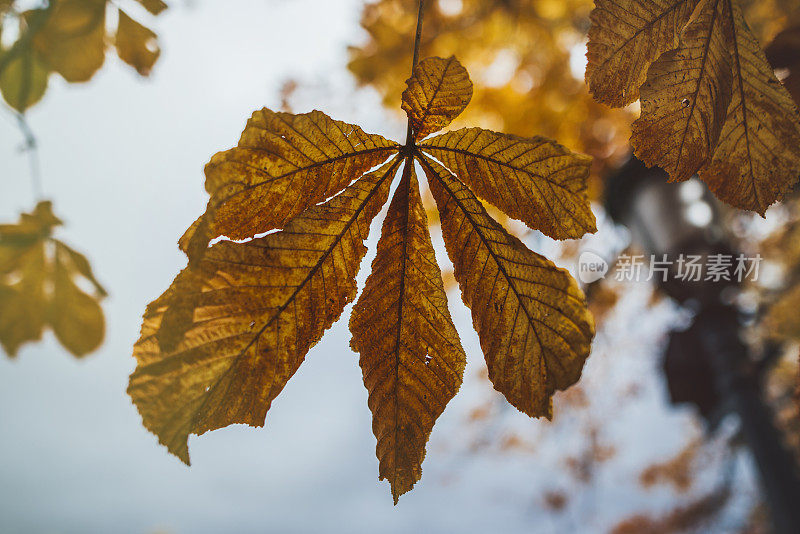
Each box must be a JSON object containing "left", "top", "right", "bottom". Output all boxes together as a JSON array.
[
  {"left": 0, "top": 0, "right": 166, "bottom": 112},
  {"left": 129, "top": 55, "right": 596, "bottom": 501},
  {"left": 0, "top": 201, "right": 106, "bottom": 357}
]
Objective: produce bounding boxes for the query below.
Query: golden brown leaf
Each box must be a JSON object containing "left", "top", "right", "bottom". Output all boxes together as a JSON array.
[
  {"left": 194, "top": 108, "right": 398, "bottom": 256},
  {"left": 350, "top": 160, "right": 465, "bottom": 502},
  {"left": 701, "top": 0, "right": 800, "bottom": 213},
  {"left": 116, "top": 10, "right": 159, "bottom": 76},
  {"left": 401, "top": 55, "right": 473, "bottom": 139},
  {"left": 631, "top": 0, "right": 734, "bottom": 182},
  {"left": 129, "top": 159, "right": 400, "bottom": 463},
  {"left": 586, "top": 0, "right": 700, "bottom": 107},
  {"left": 420, "top": 155, "right": 594, "bottom": 418},
  {"left": 420, "top": 128, "right": 596, "bottom": 239},
  {"left": 32, "top": 0, "right": 107, "bottom": 83},
  {"left": 0, "top": 202, "right": 106, "bottom": 357}
]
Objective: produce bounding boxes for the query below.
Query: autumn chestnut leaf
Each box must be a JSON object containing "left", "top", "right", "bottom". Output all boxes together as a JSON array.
[
  {"left": 128, "top": 55, "right": 596, "bottom": 502},
  {"left": 586, "top": 0, "right": 800, "bottom": 214}
]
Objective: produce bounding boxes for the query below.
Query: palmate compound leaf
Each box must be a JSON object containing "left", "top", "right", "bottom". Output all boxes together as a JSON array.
[
  {"left": 586, "top": 0, "right": 800, "bottom": 213},
  {"left": 350, "top": 159, "right": 466, "bottom": 502},
  {"left": 130, "top": 54, "right": 596, "bottom": 502},
  {"left": 0, "top": 201, "right": 106, "bottom": 357}
]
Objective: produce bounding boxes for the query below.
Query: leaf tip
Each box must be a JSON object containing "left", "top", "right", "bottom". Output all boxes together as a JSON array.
[{"left": 389, "top": 480, "right": 412, "bottom": 505}]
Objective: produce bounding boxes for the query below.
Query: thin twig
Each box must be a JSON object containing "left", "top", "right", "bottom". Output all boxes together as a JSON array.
[
  {"left": 404, "top": 0, "right": 426, "bottom": 145},
  {"left": 15, "top": 112, "right": 44, "bottom": 201},
  {"left": 410, "top": 0, "right": 425, "bottom": 72}
]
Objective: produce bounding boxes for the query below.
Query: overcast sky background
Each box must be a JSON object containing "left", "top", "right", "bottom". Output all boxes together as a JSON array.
[{"left": 0, "top": 1, "right": 761, "bottom": 532}]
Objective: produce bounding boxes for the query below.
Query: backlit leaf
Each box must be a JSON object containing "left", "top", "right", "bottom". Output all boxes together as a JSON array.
[
  {"left": 350, "top": 160, "right": 466, "bottom": 502},
  {"left": 421, "top": 128, "right": 596, "bottom": 239},
  {"left": 129, "top": 158, "right": 400, "bottom": 463},
  {"left": 131, "top": 54, "right": 596, "bottom": 501},
  {"left": 420, "top": 156, "right": 594, "bottom": 418},
  {"left": 401, "top": 55, "right": 473, "bottom": 139}
]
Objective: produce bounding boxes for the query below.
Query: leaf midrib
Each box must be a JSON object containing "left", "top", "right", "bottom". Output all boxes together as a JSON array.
[
  {"left": 676, "top": 0, "right": 723, "bottom": 166},
  {"left": 215, "top": 145, "right": 399, "bottom": 205},
  {"left": 723, "top": 0, "right": 759, "bottom": 209},
  {"left": 390, "top": 157, "right": 413, "bottom": 494}
]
